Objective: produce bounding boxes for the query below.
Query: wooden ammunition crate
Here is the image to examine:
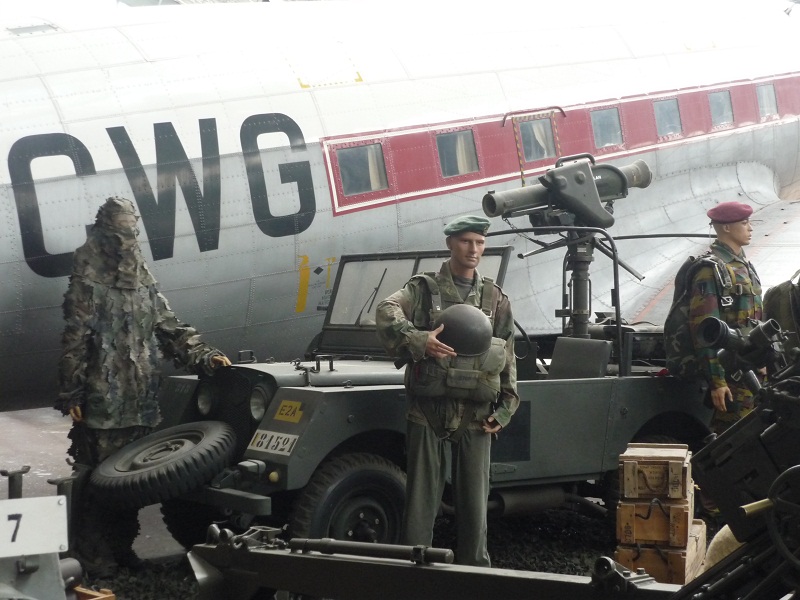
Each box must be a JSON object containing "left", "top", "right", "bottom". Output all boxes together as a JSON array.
[
  {"left": 614, "top": 519, "right": 707, "bottom": 585},
  {"left": 75, "top": 586, "right": 116, "bottom": 600},
  {"left": 616, "top": 488, "right": 694, "bottom": 547},
  {"left": 619, "top": 443, "right": 691, "bottom": 500}
]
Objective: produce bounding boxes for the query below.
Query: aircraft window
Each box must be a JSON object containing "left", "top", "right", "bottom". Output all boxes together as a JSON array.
[
  {"left": 519, "top": 118, "right": 556, "bottom": 162},
  {"left": 590, "top": 108, "right": 623, "bottom": 148},
  {"left": 654, "top": 99, "right": 682, "bottom": 137},
  {"left": 436, "top": 130, "right": 479, "bottom": 177},
  {"left": 757, "top": 84, "right": 778, "bottom": 118},
  {"left": 709, "top": 91, "right": 734, "bottom": 127},
  {"left": 338, "top": 144, "right": 389, "bottom": 196}
]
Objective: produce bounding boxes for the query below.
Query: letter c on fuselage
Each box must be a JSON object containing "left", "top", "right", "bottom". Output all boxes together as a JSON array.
[{"left": 8, "top": 133, "right": 97, "bottom": 278}]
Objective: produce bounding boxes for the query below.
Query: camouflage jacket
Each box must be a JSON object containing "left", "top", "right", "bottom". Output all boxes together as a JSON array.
[
  {"left": 688, "top": 241, "right": 762, "bottom": 399},
  {"left": 375, "top": 260, "right": 519, "bottom": 429},
  {"left": 57, "top": 275, "right": 223, "bottom": 430}
]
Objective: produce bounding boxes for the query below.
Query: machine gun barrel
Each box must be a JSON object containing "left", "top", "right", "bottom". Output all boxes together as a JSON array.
[
  {"left": 288, "top": 537, "right": 455, "bottom": 564},
  {"left": 740, "top": 498, "right": 773, "bottom": 517}
]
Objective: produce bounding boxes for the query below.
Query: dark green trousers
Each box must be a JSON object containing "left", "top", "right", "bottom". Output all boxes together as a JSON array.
[{"left": 402, "top": 419, "right": 491, "bottom": 567}]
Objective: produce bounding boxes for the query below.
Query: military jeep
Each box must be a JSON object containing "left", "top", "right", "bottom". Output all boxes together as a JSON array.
[
  {"left": 89, "top": 247, "right": 712, "bottom": 549},
  {"left": 89, "top": 156, "right": 714, "bottom": 548}
]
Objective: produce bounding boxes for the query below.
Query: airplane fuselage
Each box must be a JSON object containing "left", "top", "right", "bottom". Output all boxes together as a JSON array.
[{"left": 3, "top": 0, "right": 800, "bottom": 409}]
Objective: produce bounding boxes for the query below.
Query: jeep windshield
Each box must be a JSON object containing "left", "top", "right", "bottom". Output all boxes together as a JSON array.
[{"left": 313, "top": 247, "right": 512, "bottom": 357}]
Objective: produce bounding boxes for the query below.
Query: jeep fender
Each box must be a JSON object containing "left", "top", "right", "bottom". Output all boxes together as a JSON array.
[{"left": 244, "top": 385, "right": 407, "bottom": 491}]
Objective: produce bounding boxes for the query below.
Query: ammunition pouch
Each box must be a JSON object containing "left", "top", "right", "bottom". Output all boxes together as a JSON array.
[{"left": 410, "top": 337, "right": 506, "bottom": 403}]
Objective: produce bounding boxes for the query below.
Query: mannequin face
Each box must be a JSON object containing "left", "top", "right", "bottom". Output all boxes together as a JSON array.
[
  {"left": 718, "top": 218, "right": 752, "bottom": 251},
  {"left": 112, "top": 213, "right": 138, "bottom": 230},
  {"left": 110, "top": 212, "right": 140, "bottom": 241},
  {"left": 446, "top": 231, "right": 486, "bottom": 277}
]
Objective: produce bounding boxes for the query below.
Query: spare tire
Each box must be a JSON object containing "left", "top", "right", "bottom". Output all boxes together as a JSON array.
[{"left": 90, "top": 421, "right": 236, "bottom": 509}]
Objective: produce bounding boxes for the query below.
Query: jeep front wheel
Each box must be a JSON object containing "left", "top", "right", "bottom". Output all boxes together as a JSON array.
[{"left": 289, "top": 453, "right": 406, "bottom": 544}]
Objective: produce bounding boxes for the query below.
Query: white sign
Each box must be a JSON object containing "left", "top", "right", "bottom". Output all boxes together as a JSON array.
[
  {"left": 0, "top": 496, "right": 68, "bottom": 558},
  {"left": 247, "top": 430, "right": 299, "bottom": 456}
]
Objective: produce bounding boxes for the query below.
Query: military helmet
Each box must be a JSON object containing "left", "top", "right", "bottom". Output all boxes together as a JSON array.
[{"left": 433, "top": 304, "right": 493, "bottom": 356}]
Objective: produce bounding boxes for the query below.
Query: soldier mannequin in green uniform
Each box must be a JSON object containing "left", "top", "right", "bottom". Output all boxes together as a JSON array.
[
  {"left": 56, "top": 197, "right": 231, "bottom": 577},
  {"left": 376, "top": 215, "right": 518, "bottom": 567},
  {"left": 689, "top": 201, "right": 762, "bottom": 434}
]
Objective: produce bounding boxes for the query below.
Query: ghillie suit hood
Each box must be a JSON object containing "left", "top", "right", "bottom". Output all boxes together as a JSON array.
[{"left": 57, "top": 197, "right": 223, "bottom": 429}]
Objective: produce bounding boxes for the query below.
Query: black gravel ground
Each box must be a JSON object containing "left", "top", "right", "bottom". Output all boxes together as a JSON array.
[
  {"left": 83, "top": 559, "right": 198, "bottom": 600},
  {"left": 82, "top": 508, "right": 619, "bottom": 599},
  {"left": 437, "top": 509, "right": 618, "bottom": 574}
]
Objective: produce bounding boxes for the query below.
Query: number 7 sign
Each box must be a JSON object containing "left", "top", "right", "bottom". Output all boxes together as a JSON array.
[{"left": 0, "top": 497, "right": 68, "bottom": 558}]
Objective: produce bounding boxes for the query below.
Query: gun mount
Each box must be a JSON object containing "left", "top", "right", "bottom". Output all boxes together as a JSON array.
[{"left": 484, "top": 154, "right": 653, "bottom": 350}]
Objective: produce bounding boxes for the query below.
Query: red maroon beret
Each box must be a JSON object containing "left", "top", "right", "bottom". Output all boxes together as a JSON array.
[{"left": 707, "top": 201, "right": 753, "bottom": 224}]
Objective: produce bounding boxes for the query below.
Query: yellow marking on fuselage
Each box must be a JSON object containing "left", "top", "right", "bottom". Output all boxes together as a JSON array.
[{"left": 296, "top": 255, "right": 310, "bottom": 312}]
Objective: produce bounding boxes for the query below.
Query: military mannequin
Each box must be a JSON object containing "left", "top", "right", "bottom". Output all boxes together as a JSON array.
[
  {"left": 375, "top": 215, "right": 518, "bottom": 567},
  {"left": 688, "top": 201, "right": 762, "bottom": 434},
  {"left": 56, "top": 197, "right": 231, "bottom": 577}
]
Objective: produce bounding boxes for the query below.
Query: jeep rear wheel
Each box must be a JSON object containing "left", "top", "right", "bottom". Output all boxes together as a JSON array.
[
  {"left": 289, "top": 453, "right": 406, "bottom": 543},
  {"left": 90, "top": 421, "right": 236, "bottom": 509}
]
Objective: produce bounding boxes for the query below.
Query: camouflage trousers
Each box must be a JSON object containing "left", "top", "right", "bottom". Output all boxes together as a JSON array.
[
  {"left": 67, "top": 424, "right": 151, "bottom": 575},
  {"left": 708, "top": 383, "right": 756, "bottom": 436},
  {"left": 710, "top": 404, "right": 755, "bottom": 436}
]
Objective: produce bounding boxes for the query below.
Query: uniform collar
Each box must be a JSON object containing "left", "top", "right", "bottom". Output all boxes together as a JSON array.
[
  {"left": 712, "top": 240, "right": 747, "bottom": 262},
  {"left": 439, "top": 261, "right": 481, "bottom": 302}
]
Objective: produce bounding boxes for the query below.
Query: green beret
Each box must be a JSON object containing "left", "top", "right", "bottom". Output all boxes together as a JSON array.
[{"left": 443, "top": 215, "right": 490, "bottom": 236}]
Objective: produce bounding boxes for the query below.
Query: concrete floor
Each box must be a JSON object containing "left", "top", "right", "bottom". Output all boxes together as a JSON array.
[{"left": 0, "top": 407, "right": 184, "bottom": 561}]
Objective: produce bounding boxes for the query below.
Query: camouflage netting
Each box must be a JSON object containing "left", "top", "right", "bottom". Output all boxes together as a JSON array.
[{"left": 56, "top": 197, "right": 223, "bottom": 430}]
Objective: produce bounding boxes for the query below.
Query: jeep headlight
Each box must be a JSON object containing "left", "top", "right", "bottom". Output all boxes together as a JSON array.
[
  {"left": 196, "top": 382, "right": 217, "bottom": 416},
  {"left": 249, "top": 382, "right": 274, "bottom": 422}
]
